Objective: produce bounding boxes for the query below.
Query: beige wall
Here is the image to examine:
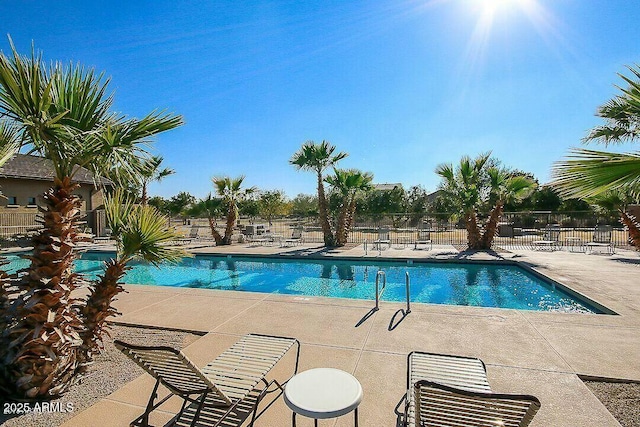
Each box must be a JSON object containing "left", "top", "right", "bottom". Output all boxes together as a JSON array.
[{"left": 0, "top": 178, "right": 105, "bottom": 212}]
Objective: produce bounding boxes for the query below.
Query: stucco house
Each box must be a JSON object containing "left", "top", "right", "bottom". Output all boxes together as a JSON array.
[{"left": 0, "top": 154, "right": 113, "bottom": 237}]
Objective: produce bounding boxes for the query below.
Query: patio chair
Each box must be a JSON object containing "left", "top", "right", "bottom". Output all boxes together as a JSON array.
[
  {"left": 93, "top": 227, "right": 112, "bottom": 243},
  {"left": 115, "top": 333, "right": 300, "bottom": 427},
  {"left": 282, "top": 227, "right": 304, "bottom": 247},
  {"left": 374, "top": 227, "right": 391, "bottom": 250},
  {"left": 403, "top": 351, "right": 540, "bottom": 427},
  {"left": 413, "top": 229, "right": 432, "bottom": 250},
  {"left": 531, "top": 225, "right": 561, "bottom": 251},
  {"left": 586, "top": 225, "right": 615, "bottom": 255}
]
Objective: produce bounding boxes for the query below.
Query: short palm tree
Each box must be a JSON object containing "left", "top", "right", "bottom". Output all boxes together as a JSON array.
[
  {"left": 481, "top": 168, "right": 536, "bottom": 248},
  {"left": 213, "top": 176, "right": 255, "bottom": 245},
  {"left": 436, "top": 154, "right": 491, "bottom": 250},
  {"left": 326, "top": 168, "right": 373, "bottom": 246},
  {"left": 187, "top": 194, "right": 225, "bottom": 244},
  {"left": 552, "top": 65, "right": 640, "bottom": 249},
  {"left": 0, "top": 41, "right": 182, "bottom": 398},
  {"left": 139, "top": 155, "right": 175, "bottom": 205},
  {"left": 290, "top": 141, "right": 348, "bottom": 246},
  {"left": 79, "top": 190, "right": 185, "bottom": 365}
]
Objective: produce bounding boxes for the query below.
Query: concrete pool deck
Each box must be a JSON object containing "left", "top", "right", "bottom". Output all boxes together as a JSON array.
[{"left": 63, "top": 244, "right": 640, "bottom": 427}]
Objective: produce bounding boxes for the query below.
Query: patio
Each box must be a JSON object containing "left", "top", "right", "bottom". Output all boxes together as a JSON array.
[{"left": 62, "top": 244, "right": 640, "bottom": 427}]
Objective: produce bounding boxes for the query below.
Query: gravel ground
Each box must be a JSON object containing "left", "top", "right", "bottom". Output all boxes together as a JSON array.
[
  {"left": 0, "top": 325, "right": 200, "bottom": 427},
  {"left": 585, "top": 380, "right": 640, "bottom": 427}
]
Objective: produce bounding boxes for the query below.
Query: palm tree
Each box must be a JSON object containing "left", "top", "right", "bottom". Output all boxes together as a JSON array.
[
  {"left": 139, "top": 155, "right": 175, "bottom": 205},
  {"left": 79, "top": 191, "right": 185, "bottom": 366},
  {"left": 481, "top": 168, "right": 536, "bottom": 248},
  {"left": 325, "top": 169, "right": 373, "bottom": 246},
  {"left": 0, "top": 41, "right": 182, "bottom": 398},
  {"left": 290, "top": 141, "right": 348, "bottom": 246},
  {"left": 187, "top": 194, "right": 225, "bottom": 244},
  {"left": 436, "top": 154, "right": 491, "bottom": 250},
  {"left": 552, "top": 65, "right": 640, "bottom": 249},
  {"left": 213, "top": 176, "right": 255, "bottom": 245}
]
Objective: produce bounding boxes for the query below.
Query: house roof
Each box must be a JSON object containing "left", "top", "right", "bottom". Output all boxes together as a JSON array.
[
  {"left": 372, "top": 183, "right": 403, "bottom": 191},
  {"left": 0, "top": 154, "right": 114, "bottom": 186}
]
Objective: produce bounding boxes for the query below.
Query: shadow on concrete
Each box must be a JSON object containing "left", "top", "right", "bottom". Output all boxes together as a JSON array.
[
  {"left": 355, "top": 307, "right": 378, "bottom": 327},
  {"left": 612, "top": 256, "right": 640, "bottom": 265},
  {"left": 388, "top": 308, "right": 411, "bottom": 331}
]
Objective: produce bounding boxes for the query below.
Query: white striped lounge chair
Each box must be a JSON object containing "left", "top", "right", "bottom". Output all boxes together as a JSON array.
[
  {"left": 115, "top": 333, "right": 300, "bottom": 427},
  {"left": 404, "top": 351, "right": 540, "bottom": 427}
]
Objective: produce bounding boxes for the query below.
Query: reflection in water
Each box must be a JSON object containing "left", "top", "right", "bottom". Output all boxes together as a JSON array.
[
  {"left": 486, "top": 267, "right": 504, "bottom": 307},
  {"left": 225, "top": 259, "right": 240, "bottom": 290}
]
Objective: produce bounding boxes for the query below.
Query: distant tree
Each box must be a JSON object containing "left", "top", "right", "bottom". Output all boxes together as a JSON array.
[
  {"left": 238, "top": 198, "right": 260, "bottom": 218},
  {"left": 325, "top": 169, "right": 373, "bottom": 245},
  {"left": 290, "top": 140, "right": 348, "bottom": 246},
  {"left": 436, "top": 153, "right": 535, "bottom": 250},
  {"left": 481, "top": 168, "right": 536, "bottom": 248},
  {"left": 139, "top": 156, "right": 175, "bottom": 205},
  {"left": 362, "top": 186, "right": 405, "bottom": 220},
  {"left": 186, "top": 194, "right": 224, "bottom": 244},
  {"left": 259, "top": 190, "right": 289, "bottom": 225},
  {"left": 148, "top": 196, "right": 168, "bottom": 214},
  {"left": 290, "top": 194, "right": 318, "bottom": 217},
  {"left": 405, "top": 185, "right": 430, "bottom": 225},
  {"left": 213, "top": 176, "right": 255, "bottom": 245},
  {"left": 165, "top": 192, "right": 196, "bottom": 217}
]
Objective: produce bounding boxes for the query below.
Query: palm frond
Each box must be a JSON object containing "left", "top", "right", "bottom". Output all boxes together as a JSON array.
[
  {"left": 551, "top": 148, "right": 640, "bottom": 199},
  {"left": 120, "top": 205, "right": 186, "bottom": 265}
]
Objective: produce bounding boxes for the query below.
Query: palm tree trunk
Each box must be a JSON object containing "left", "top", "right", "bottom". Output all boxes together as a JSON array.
[
  {"left": 334, "top": 197, "right": 350, "bottom": 246},
  {"left": 344, "top": 197, "right": 358, "bottom": 244},
  {"left": 465, "top": 211, "right": 482, "bottom": 250},
  {"left": 2, "top": 177, "right": 85, "bottom": 399},
  {"left": 222, "top": 204, "right": 236, "bottom": 245},
  {"left": 78, "top": 258, "right": 129, "bottom": 368},
  {"left": 481, "top": 201, "right": 504, "bottom": 249},
  {"left": 619, "top": 209, "right": 640, "bottom": 250},
  {"left": 316, "top": 172, "right": 335, "bottom": 246},
  {"left": 0, "top": 259, "right": 14, "bottom": 342},
  {"left": 141, "top": 181, "right": 148, "bottom": 205},
  {"left": 208, "top": 216, "right": 224, "bottom": 245}
]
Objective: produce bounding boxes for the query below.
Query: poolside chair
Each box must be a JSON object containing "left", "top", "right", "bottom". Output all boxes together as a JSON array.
[
  {"left": 374, "top": 227, "right": 391, "bottom": 250},
  {"left": 115, "top": 333, "right": 300, "bottom": 427},
  {"left": 282, "top": 227, "right": 304, "bottom": 247},
  {"left": 586, "top": 225, "right": 615, "bottom": 255},
  {"left": 413, "top": 229, "right": 432, "bottom": 250},
  {"left": 404, "top": 351, "right": 540, "bottom": 427},
  {"left": 93, "top": 227, "right": 112, "bottom": 243},
  {"left": 531, "top": 225, "right": 561, "bottom": 251}
]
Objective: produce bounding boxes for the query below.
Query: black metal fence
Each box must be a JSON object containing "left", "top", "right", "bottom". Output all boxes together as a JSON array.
[
  {"left": 0, "top": 210, "right": 108, "bottom": 248},
  {"left": 179, "top": 211, "right": 634, "bottom": 250}
]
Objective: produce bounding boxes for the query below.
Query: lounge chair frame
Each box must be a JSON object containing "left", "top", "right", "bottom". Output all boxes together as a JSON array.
[
  {"left": 374, "top": 228, "right": 391, "bottom": 250},
  {"left": 586, "top": 225, "right": 615, "bottom": 255},
  {"left": 403, "top": 351, "right": 540, "bottom": 427},
  {"left": 115, "top": 333, "right": 300, "bottom": 427}
]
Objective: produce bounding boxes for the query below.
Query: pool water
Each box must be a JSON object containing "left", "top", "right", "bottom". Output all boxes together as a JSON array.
[{"left": 3, "top": 252, "right": 603, "bottom": 313}]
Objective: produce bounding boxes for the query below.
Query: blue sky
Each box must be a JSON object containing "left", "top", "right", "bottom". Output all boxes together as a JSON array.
[{"left": 2, "top": 0, "right": 638, "bottom": 199}]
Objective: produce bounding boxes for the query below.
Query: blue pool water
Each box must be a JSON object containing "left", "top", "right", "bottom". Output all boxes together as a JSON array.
[{"left": 3, "top": 252, "right": 603, "bottom": 313}]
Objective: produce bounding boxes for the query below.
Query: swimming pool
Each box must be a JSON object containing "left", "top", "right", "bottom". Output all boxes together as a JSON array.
[{"left": 3, "top": 252, "right": 604, "bottom": 313}]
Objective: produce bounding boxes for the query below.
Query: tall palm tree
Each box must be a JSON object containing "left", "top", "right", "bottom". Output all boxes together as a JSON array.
[
  {"left": 0, "top": 41, "right": 182, "bottom": 398},
  {"left": 187, "top": 194, "right": 225, "bottom": 244},
  {"left": 436, "top": 154, "right": 491, "bottom": 250},
  {"left": 290, "top": 141, "right": 348, "bottom": 246},
  {"left": 139, "top": 155, "right": 175, "bottom": 205},
  {"left": 213, "top": 176, "right": 255, "bottom": 245},
  {"left": 552, "top": 65, "right": 640, "bottom": 249},
  {"left": 326, "top": 168, "right": 373, "bottom": 246},
  {"left": 481, "top": 168, "right": 536, "bottom": 248},
  {"left": 79, "top": 191, "right": 185, "bottom": 366}
]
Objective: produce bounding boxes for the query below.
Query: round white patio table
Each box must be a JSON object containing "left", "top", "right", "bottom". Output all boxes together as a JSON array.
[{"left": 284, "top": 368, "right": 363, "bottom": 427}]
